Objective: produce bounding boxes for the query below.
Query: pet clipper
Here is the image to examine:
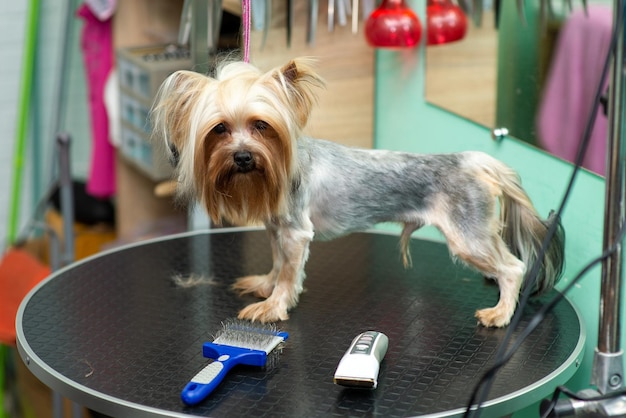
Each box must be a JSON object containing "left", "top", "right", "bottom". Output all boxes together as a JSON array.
[
  {"left": 181, "top": 319, "right": 288, "bottom": 405},
  {"left": 333, "top": 331, "right": 388, "bottom": 389}
]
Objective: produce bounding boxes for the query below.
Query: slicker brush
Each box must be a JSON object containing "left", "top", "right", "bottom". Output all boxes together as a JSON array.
[{"left": 181, "top": 319, "right": 288, "bottom": 405}]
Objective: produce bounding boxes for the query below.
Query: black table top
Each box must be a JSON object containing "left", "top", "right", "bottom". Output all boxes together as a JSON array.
[{"left": 16, "top": 228, "right": 584, "bottom": 417}]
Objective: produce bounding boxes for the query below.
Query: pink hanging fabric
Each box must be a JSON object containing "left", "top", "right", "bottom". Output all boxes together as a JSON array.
[
  {"left": 77, "top": 4, "right": 116, "bottom": 198},
  {"left": 537, "top": 6, "right": 613, "bottom": 176}
]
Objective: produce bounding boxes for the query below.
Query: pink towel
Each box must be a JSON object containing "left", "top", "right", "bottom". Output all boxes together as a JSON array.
[
  {"left": 77, "top": 4, "right": 116, "bottom": 198},
  {"left": 537, "top": 6, "right": 613, "bottom": 176}
]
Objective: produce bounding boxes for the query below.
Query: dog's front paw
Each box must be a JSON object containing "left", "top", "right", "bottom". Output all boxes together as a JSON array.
[
  {"left": 238, "top": 300, "right": 289, "bottom": 323},
  {"left": 232, "top": 275, "right": 275, "bottom": 299},
  {"left": 475, "top": 307, "right": 512, "bottom": 328}
]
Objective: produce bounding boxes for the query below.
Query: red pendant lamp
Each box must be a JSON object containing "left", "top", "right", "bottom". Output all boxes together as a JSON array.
[
  {"left": 365, "top": 0, "right": 422, "bottom": 49},
  {"left": 427, "top": 0, "right": 467, "bottom": 45}
]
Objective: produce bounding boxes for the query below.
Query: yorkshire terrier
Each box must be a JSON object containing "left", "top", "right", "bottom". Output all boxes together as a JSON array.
[{"left": 151, "top": 58, "right": 565, "bottom": 328}]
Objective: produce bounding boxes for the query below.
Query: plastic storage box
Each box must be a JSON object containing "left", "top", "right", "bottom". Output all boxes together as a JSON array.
[{"left": 116, "top": 45, "right": 191, "bottom": 180}]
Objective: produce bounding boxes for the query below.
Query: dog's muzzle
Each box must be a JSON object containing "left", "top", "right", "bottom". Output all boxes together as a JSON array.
[{"left": 234, "top": 151, "right": 255, "bottom": 173}]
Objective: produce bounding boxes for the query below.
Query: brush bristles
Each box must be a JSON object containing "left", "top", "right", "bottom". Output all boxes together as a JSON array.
[{"left": 212, "top": 319, "right": 286, "bottom": 353}]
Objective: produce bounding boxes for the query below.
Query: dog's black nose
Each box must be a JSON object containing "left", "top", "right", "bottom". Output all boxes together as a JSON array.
[{"left": 234, "top": 151, "right": 255, "bottom": 172}]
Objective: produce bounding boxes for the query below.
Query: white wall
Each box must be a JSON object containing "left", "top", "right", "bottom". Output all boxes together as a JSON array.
[
  {"left": 0, "top": 1, "right": 28, "bottom": 250},
  {"left": 0, "top": 0, "right": 91, "bottom": 252}
]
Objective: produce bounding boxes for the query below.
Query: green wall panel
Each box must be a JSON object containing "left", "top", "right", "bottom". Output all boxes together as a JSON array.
[{"left": 373, "top": 2, "right": 610, "bottom": 415}]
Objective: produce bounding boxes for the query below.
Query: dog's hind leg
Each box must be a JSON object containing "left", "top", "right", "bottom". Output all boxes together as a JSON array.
[
  {"left": 439, "top": 221, "right": 526, "bottom": 328},
  {"left": 470, "top": 243, "right": 525, "bottom": 328},
  {"left": 400, "top": 221, "right": 424, "bottom": 268}
]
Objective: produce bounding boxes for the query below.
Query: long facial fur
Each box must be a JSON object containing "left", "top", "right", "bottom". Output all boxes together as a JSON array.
[{"left": 151, "top": 58, "right": 324, "bottom": 224}]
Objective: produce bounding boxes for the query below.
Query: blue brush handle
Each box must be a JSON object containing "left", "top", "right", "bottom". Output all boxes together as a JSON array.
[
  {"left": 181, "top": 344, "right": 267, "bottom": 405},
  {"left": 181, "top": 360, "right": 232, "bottom": 405}
]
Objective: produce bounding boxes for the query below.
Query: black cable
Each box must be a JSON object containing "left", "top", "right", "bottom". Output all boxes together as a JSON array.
[
  {"left": 463, "top": 3, "right": 624, "bottom": 416},
  {"left": 541, "top": 384, "right": 626, "bottom": 418},
  {"left": 559, "top": 385, "right": 626, "bottom": 402},
  {"left": 539, "top": 221, "right": 626, "bottom": 418},
  {"left": 473, "top": 219, "right": 626, "bottom": 418}
]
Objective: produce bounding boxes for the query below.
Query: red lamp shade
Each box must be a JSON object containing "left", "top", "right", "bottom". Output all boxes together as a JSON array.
[
  {"left": 365, "top": 0, "right": 422, "bottom": 49},
  {"left": 427, "top": 0, "right": 467, "bottom": 45}
]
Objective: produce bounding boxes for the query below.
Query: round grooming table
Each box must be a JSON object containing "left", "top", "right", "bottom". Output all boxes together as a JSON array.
[{"left": 17, "top": 228, "right": 584, "bottom": 417}]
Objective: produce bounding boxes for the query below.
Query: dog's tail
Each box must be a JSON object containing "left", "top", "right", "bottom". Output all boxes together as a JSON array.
[{"left": 481, "top": 155, "right": 565, "bottom": 294}]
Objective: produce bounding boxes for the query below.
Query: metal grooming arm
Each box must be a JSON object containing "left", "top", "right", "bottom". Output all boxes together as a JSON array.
[
  {"left": 592, "top": 0, "right": 625, "bottom": 397},
  {"left": 56, "top": 133, "right": 74, "bottom": 269}
]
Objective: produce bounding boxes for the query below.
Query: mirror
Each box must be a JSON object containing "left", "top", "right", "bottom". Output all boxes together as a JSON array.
[
  {"left": 425, "top": 6, "right": 497, "bottom": 129},
  {"left": 425, "top": 1, "right": 613, "bottom": 177}
]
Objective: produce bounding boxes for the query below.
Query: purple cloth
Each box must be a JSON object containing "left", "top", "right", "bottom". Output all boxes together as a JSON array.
[
  {"left": 77, "top": 3, "right": 115, "bottom": 197},
  {"left": 537, "top": 6, "right": 613, "bottom": 176}
]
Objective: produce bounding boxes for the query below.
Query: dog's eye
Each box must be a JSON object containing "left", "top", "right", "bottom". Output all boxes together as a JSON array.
[
  {"left": 253, "top": 120, "right": 269, "bottom": 131},
  {"left": 213, "top": 123, "right": 227, "bottom": 134}
]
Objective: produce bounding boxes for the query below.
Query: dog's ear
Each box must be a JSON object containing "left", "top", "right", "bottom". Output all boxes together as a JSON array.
[
  {"left": 151, "top": 70, "right": 214, "bottom": 152},
  {"left": 281, "top": 61, "right": 300, "bottom": 84},
  {"left": 273, "top": 58, "right": 325, "bottom": 129}
]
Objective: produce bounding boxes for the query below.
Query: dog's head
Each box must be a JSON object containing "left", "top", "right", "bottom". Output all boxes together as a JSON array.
[{"left": 151, "top": 58, "right": 324, "bottom": 225}]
